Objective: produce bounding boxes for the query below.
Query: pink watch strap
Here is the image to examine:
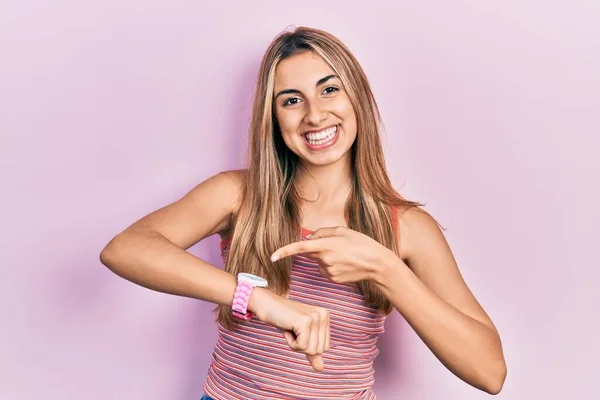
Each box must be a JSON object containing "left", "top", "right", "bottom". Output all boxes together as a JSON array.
[{"left": 232, "top": 279, "right": 255, "bottom": 320}]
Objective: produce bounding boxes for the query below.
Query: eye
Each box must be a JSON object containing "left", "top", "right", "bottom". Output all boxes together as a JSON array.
[
  {"left": 322, "top": 86, "right": 339, "bottom": 95},
  {"left": 282, "top": 97, "right": 300, "bottom": 107}
]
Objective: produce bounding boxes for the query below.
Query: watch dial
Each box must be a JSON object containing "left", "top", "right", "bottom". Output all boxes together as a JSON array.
[{"left": 239, "top": 273, "right": 268, "bottom": 287}]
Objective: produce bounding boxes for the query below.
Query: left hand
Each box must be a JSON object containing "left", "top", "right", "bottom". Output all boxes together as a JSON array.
[{"left": 270, "top": 226, "right": 397, "bottom": 284}]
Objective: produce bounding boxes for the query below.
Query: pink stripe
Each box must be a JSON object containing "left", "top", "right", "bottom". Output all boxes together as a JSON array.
[{"left": 205, "top": 228, "right": 388, "bottom": 399}]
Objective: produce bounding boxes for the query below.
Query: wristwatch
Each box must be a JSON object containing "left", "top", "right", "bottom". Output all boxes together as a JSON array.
[{"left": 231, "top": 273, "right": 269, "bottom": 321}]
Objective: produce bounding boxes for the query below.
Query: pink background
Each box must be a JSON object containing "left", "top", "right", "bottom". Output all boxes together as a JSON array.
[{"left": 2, "top": 1, "right": 599, "bottom": 399}]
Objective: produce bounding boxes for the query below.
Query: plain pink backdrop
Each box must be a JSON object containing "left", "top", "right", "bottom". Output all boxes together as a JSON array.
[{"left": 2, "top": 1, "right": 599, "bottom": 399}]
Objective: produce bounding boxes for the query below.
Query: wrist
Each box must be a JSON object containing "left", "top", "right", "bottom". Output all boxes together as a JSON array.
[
  {"left": 231, "top": 273, "right": 269, "bottom": 321},
  {"left": 247, "top": 286, "right": 271, "bottom": 321},
  {"left": 370, "top": 250, "right": 402, "bottom": 287}
]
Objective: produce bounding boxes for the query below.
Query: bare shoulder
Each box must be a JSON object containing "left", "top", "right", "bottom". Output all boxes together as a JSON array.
[
  {"left": 396, "top": 206, "right": 440, "bottom": 233},
  {"left": 184, "top": 169, "right": 245, "bottom": 207},
  {"left": 190, "top": 169, "right": 247, "bottom": 233},
  {"left": 200, "top": 169, "right": 246, "bottom": 209},
  {"left": 218, "top": 168, "right": 247, "bottom": 187},
  {"left": 211, "top": 169, "right": 247, "bottom": 230},
  {"left": 394, "top": 206, "right": 447, "bottom": 263},
  {"left": 121, "top": 168, "right": 247, "bottom": 249}
]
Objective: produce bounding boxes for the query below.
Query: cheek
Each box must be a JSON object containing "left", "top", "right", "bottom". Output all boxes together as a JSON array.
[
  {"left": 276, "top": 110, "right": 303, "bottom": 137},
  {"left": 330, "top": 95, "right": 353, "bottom": 115},
  {"left": 275, "top": 108, "right": 293, "bottom": 130},
  {"left": 334, "top": 99, "right": 357, "bottom": 130},
  {"left": 274, "top": 110, "right": 300, "bottom": 147}
]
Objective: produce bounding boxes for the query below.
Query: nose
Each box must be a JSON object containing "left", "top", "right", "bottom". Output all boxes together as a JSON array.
[{"left": 303, "top": 99, "right": 327, "bottom": 126}]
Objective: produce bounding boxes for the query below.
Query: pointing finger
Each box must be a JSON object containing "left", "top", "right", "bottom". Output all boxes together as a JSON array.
[{"left": 271, "top": 238, "right": 327, "bottom": 262}]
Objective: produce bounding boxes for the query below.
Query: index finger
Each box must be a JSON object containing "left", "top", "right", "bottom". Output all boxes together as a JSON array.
[{"left": 270, "top": 239, "right": 324, "bottom": 262}]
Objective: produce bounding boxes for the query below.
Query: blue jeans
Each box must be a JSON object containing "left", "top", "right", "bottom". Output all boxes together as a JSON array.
[{"left": 201, "top": 396, "right": 214, "bottom": 400}]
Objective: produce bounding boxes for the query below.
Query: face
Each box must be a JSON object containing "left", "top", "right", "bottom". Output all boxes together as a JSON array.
[{"left": 273, "top": 51, "right": 357, "bottom": 167}]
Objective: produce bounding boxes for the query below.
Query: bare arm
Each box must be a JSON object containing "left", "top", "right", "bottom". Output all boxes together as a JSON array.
[
  {"left": 99, "top": 170, "right": 261, "bottom": 309},
  {"left": 372, "top": 208, "right": 507, "bottom": 394},
  {"left": 99, "top": 170, "right": 331, "bottom": 371}
]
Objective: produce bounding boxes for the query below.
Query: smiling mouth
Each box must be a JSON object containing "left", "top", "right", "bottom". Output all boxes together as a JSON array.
[{"left": 302, "top": 125, "right": 339, "bottom": 146}]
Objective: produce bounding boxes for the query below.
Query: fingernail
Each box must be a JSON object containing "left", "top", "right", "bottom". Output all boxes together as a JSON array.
[
  {"left": 306, "top": 234, "right": 312, "bottom": 239},
  {"left": 271, "top": 254, "right": 279, "bottom": 262}
]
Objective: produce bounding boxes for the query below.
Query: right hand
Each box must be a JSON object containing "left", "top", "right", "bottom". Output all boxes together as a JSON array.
[{"left": 250, "top": 287, "right": 331, "bottom": 372}]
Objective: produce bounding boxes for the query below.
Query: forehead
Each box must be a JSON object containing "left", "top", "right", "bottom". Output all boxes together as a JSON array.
[{"left": 274, "top": 51, "right": 337, "bottom": 91}]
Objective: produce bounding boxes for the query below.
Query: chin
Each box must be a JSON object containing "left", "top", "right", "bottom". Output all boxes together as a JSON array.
[{"left": 302, "top": 148, "right": 351, "bottom": 167}]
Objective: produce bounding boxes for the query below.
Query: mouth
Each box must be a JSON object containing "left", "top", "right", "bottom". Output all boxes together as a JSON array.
[{"left": 302, "top": 125, "right": 340, "bottom": 150}]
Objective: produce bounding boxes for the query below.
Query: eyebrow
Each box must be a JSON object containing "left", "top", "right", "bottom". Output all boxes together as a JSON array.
[{"left": 274, "top": 74, "right": 339, "bottom": 99}]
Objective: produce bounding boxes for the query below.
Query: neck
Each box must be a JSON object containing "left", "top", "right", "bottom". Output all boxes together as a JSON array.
[{"left": 296, "top": 154, "right": 353, "bottom": 205}]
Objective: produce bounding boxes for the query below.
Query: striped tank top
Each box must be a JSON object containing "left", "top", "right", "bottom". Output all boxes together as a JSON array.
[{"left": 203, "top": 226, "right": 391, "bottom": 399}]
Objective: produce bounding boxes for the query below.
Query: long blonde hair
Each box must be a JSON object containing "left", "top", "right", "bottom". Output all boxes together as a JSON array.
[{"left": 216, "top": 26, "right": 422, "bottom": 329}]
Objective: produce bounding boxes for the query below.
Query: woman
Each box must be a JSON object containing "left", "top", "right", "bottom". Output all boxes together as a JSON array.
[{"left": 100, "top": 26, "right": 507, "bottom": 399}]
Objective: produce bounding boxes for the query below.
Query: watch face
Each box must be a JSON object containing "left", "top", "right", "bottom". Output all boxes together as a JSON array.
[{"left": 238, "top": 273, "right": 269, "bottom": 288}]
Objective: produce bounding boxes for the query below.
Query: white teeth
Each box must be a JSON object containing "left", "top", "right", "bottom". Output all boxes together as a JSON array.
[{"left": 305, "top": 126, "right": 338, "bottom": 145}]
